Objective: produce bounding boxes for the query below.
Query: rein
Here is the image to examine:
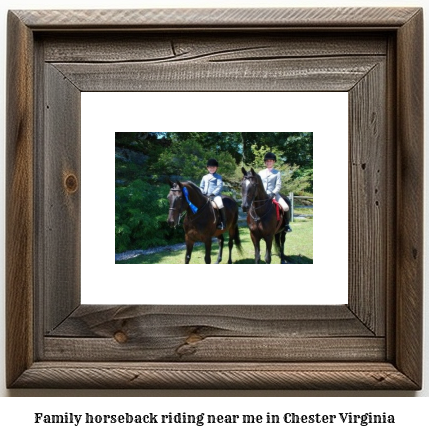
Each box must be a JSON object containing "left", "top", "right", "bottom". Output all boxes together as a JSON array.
[
  {"left": 249, "top": 198, "right": 273, "bottom": 222},
  {"left": 169, "top": 186, "right": 216, "bottom": 225},
  {"left": 185, "top": 196, "right": 214, "bottom": 224},
  {"left": 243, "top": 176, "right": 272, "bottom": 222}
]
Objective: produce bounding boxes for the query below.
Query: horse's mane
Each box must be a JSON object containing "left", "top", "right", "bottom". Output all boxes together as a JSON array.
[
  {"left": 181, "top": 180, "right": 206, "bottom": 200},
  {"left": 254, "top": 171, "right": 263, "bottom": 184},
  {"left": 183, "top": 180, "right": 200, "bottom": 190}
]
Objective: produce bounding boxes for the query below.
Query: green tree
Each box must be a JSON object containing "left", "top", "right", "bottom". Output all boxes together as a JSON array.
[
  {"left": 151, "top": 138, "right": 237, "bottom": 182},
  {"left": 165, "top": 132, "right": 244, "bottom": 163},
  {"left": 248, "top": 144, "right": 312, "bottom": 195},
  {"left": 115, "top": 180, "right": 184, "bottom": 252}
]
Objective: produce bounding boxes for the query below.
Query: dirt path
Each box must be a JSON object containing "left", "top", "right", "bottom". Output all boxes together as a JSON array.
[{"left": 115, "top": 241, "right": 204, "bottom": 262}]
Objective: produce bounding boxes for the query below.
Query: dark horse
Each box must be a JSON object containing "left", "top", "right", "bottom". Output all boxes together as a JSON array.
[
  {"left": 241, "top": 168, "right": 290, "bottom": 264},
  {"left": 167, "top": 180, "right": 242, "bottom": 264}
]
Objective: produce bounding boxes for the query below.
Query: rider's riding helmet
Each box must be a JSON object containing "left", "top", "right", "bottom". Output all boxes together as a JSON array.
[
  {"left": 264, "top": 152, "right": 277, "bottom": 162},
  {"left": 206, "top": 158, "right": 219, "bottom": 167}
]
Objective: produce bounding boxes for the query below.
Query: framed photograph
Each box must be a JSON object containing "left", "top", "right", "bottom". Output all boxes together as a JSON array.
[
  {"left": 83, "top": 93, "right": 346, "bottom": 306},
  {"left": 6, "top": 7, "right": 423, "bottom": 389}
]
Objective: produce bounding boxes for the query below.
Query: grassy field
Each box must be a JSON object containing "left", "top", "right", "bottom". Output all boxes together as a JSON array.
[{"left": 117, "top": 218, "right": 313, "bottom": 264}]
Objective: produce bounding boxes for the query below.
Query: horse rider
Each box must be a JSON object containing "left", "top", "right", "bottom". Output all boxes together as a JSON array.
[
  {"left": 258, "top": 152, "right": 292, "bottom": 232},
  {"left": 200, "top": 158, "right": 227, "bottom": 230}
]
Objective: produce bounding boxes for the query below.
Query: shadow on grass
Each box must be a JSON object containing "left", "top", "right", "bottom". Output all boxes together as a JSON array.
[
  {"left": 234, "top": 255, "right": 313, "bottom": 264},
  {"left": 285, "top": 255, "right": 313, "bottom": 264},
  {"left": 116, "top": 220, "right": 313, "bottom": 264},
  {"left": 118, "top": 254, "right": 313, "bottom": 265}
]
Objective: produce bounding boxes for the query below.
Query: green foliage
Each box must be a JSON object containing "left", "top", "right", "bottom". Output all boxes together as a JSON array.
[
  {"left": 248, "top": 145, "right": 312, "bottom": 195},
  {"left": 115, "top": 180, "right": 184, "bottom": 253},
  {"left": 282, "top": 132, "right": 313, "bottom": 169},
  {"left": 163, "top": 132, "right": 244, "bottom": 163},
  {"left": 151, "top": 138, "right": 237, "bottom": 182},
  {"left": 115, "top": 132, "right": 169, "bottom": 153},
  {"left": 115, "top": 132, "right": 313, "bottom": 253},
  {"left": 240, "top": 132, "right": 312, "bottom": 167},
  {"left": 115, "top": 159, "right": 146, "bottom": 183}
]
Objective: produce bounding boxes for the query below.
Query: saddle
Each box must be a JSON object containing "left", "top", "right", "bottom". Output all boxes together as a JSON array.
[
  {"left": 206, "top": 195, "right": 221, "bottom": 226},
  {"left": 272, "top": 199, "right": 285, "bottom": 234}
]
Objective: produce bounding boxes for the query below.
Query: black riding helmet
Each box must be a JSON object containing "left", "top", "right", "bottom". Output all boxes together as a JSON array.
[
  {"left": 206, "top": 158, "right": 219, "bottom": 167},
  {"left": 264, "top": 152, "right": 277, "bottom": 161}
]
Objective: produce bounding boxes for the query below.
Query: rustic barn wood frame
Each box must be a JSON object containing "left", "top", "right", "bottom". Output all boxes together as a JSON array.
[{"left": 6, "top": 8, "right": 423, "bottom": 390}]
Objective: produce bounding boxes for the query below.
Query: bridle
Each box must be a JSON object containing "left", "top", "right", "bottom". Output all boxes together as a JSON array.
[
  {"left": 242, "top": 175, "right": 258, "bottom": 206},
  {"left": 168, "top": 186, "right": 215, "bottom": 225},
  {"left": 168, "top": 188, "right": 186, "bottom": 226},
  {"left": 242, "top": 175, "right": 273, "bottom": 222}
]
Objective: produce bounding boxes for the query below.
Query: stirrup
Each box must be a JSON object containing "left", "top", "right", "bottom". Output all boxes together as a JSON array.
[
  {"left": 217, "top": 222, "right": 225, "bottom": 230},
  {"left": 285, "top": 225, "right": 292, "bottom": 233}
]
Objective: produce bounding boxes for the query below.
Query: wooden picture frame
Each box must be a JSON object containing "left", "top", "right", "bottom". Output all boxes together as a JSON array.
[{"left": 6, "top": 7, "right": 423, "bottom": 389}]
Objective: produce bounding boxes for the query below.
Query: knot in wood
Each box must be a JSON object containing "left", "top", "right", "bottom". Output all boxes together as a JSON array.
[
  {"left": 65, "top": 174, "right": 78, "bottom": 193},
  {"left": 186, "top": 333, "right": 203, "bottom": 344},
  {"left": 114, "top": 331, "right": 128, "bottom": 343}
]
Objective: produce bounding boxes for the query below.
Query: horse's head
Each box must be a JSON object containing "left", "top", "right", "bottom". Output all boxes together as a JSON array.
[
  {"left": 241, "top": 167, "right": 259, "bottom": 212},
  {"left": 167, "top": 180, "right": 185, "bottom": 228}
]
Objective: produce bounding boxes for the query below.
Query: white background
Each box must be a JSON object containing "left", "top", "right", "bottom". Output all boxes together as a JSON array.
[
  {"left": 81, "top": 92, "right": 348, "bottom": 305},
  {"left": 0, "top": 0, "right": 428, "bottom": 423}
]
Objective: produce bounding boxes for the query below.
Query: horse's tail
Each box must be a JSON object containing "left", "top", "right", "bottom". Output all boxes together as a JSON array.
[
  {"left": 233, "top": 223, "right": 243, "bottom": 254},
  {"left": 273, "top": 228, "right": 287, "bottom": 258},
  {"left": 226, "top": 199, "right": 243, "bottom": 253},
  {"left": 274, "top": 232, "right": 281, "bottom": 256}
]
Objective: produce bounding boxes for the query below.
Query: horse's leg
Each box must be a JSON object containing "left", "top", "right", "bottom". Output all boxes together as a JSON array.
[
  {"left": 274, "top": 233, "right": 280, "bottom": 260},
  {"left": 264, "top": 236, "right": 273, "bottom": 264},
  {"left": 227, "top": 229, "right": 234, "bottom": 264},
  {"left": 280, "top": 231, "right": 286, "bottom": 264},
  {"left": 250, "top": 233, "right": 261, "bottom": 264},
  {"left": 204, "top": 238, "right": 212, "bottom": 264},
  {"left": 226, "top": 209, "right": 240, "bottom": 264},
  {"left": 185, "top": 236, "right": 194, "bottom": 264},
  {"left": 216, "top": 234, "right": 224, "bottom": 264}
]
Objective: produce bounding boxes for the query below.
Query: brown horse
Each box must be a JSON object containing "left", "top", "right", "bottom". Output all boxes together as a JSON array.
[
  {"left": 241, "top": 168, "right": 289, "bottom": 264},
  {"left": 167, "top": 180, "right": 242, "bottom": 264}
]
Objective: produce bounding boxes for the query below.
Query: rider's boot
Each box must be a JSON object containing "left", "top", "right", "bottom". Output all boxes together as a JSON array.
[
  {"left": 217, "top": 207, "right": 227, "bottom": 230},
  {"left": 284, "top": 208, "right": 292, "bottom": 232}
]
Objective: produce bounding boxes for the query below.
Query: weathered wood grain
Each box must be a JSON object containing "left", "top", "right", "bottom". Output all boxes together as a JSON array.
[
  {"left": 348, "top": 62, "right": 387, "bottom": 335},
  {"left": 44, "top": 337, "right": 385, "bottom": 362},
  {"left": 47, "top": 305, "right": 373, "bottom": 338},
  {"left": 44, "top": 305, "right": 379, "bottom": 362},
  {"left": 5, "top": 11, "right": 34, "bottom": 389},
  {"left": 384, "top": 33, "right": 398, "bottom": 364},
  {"left": 42, "top": 34, "right": 387, "bottom": 63},
  {"left": 42, "top": 64, "right": 81, "bottom": 333},
  {"left": 52, "top": 56, "right": 384, "bottom": 92},
  {"left": 395, "top": 9, "right": 424, "bottom": 388},
  {"left": 14, "top": 8, "right": 421, "bottom": 29},
  {"left": 6, "top": 7, "right": 423, "bottom": 390},
  {"left": 11, "top": 362, "right": 419, "bottom": 390}
]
